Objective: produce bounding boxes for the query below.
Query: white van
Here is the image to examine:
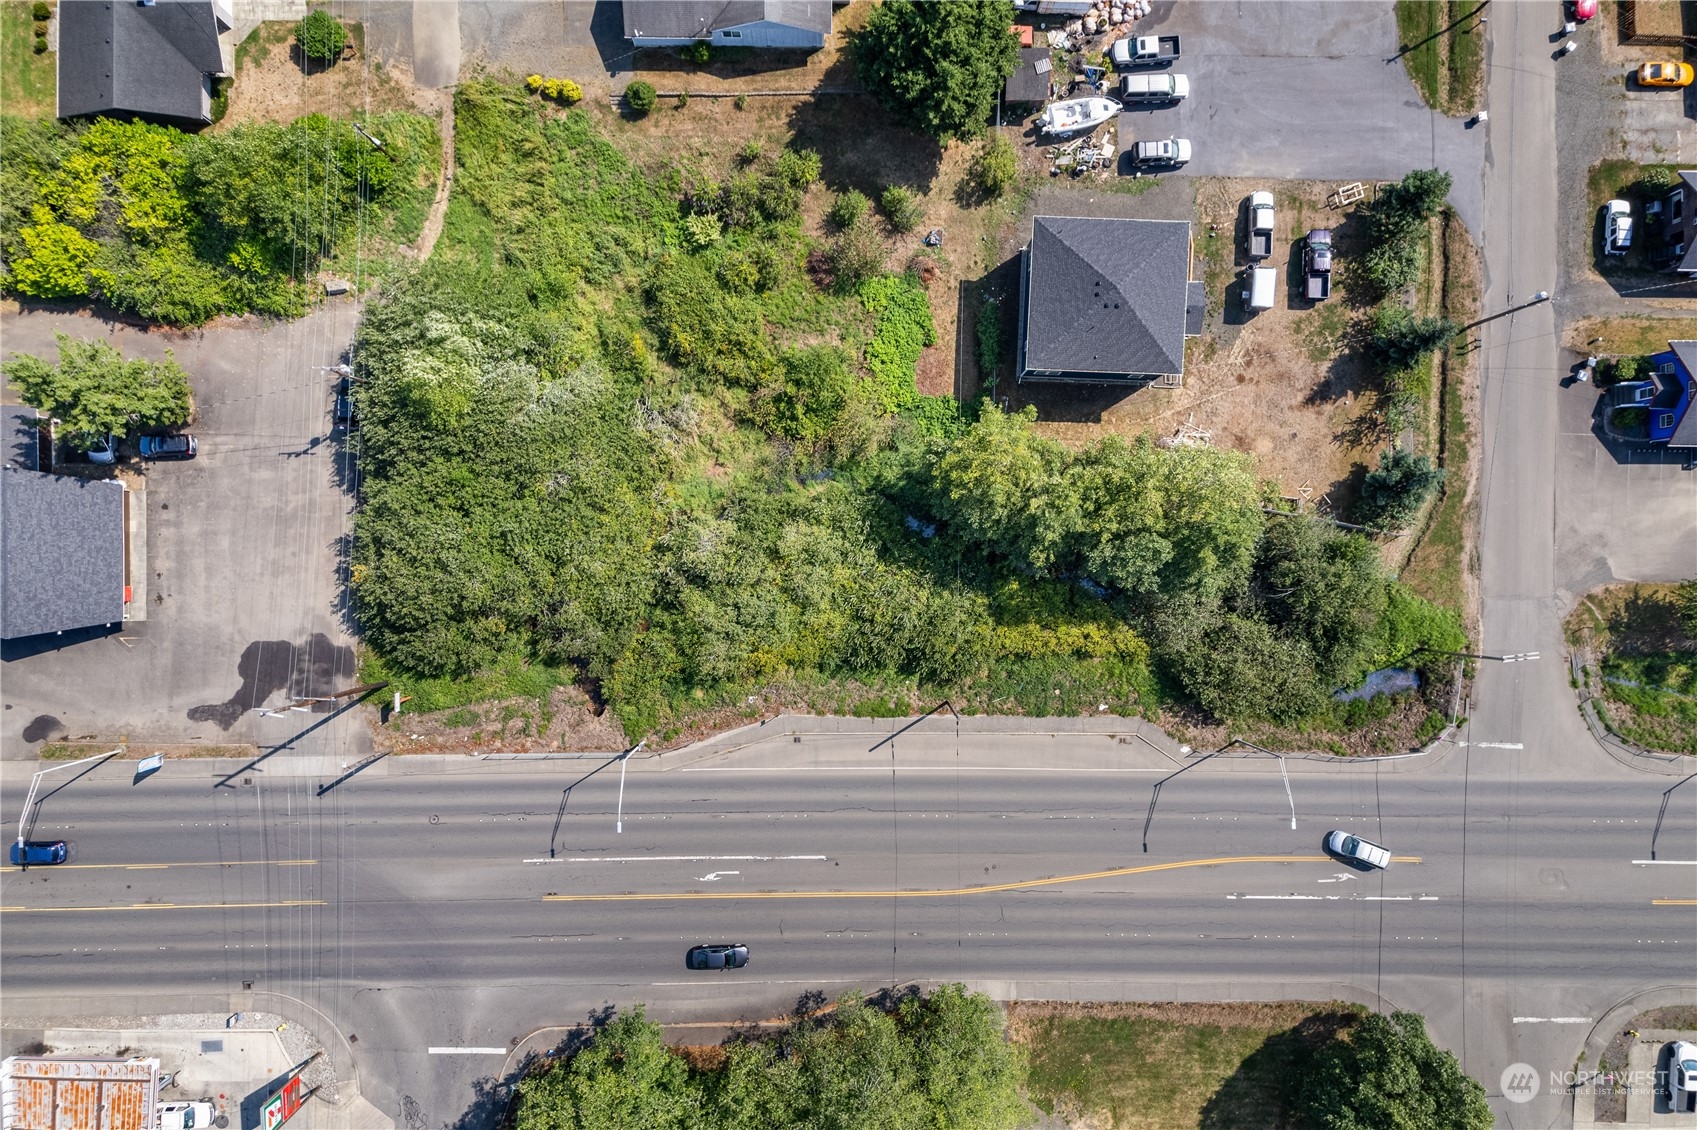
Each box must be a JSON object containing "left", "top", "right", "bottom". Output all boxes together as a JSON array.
[{"left": 1242, "top": 266, "right": 1276, "bottom": 311}]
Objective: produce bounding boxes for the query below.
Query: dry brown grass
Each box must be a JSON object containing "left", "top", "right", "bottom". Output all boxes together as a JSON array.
[
  {"left": 220, "top": 21, "right": 423, "bottom": 128},
  {"left": 1566, "top": 582, "right": 1694, "bottom": 655},
  {"left": 1564, "top": 317, "right": 1697, "bottom": 357},
  {"left": 40, "top": 742, "right": 256, "bottom": 760}
]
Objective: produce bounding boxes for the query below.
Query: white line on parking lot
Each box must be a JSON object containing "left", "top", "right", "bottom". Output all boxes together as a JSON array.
[
  {"left": 1633, "top": 859, "right": 1697, "bottom": 865},
  {"left": 1512, "top": 1017, "right": 1590, "bottom": 1024},
  {"left": 523, "top": 855, "right": 830, "bottom": 864},
  {"left": 427, "top": 1047, "right": 507, "bottom": 1054}
]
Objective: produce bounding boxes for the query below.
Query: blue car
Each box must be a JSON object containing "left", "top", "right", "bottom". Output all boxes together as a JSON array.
[{"left": 10, "top": 840, "right": 69, "bottom": 865}]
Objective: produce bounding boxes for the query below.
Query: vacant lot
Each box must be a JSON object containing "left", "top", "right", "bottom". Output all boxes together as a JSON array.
[
  {"left": 1565, "top": 315, "right": 1697, "bottom": 356},
  {"left": 1568, "top": 582, "right": 1697, "bottom": 755},
  {"left": 1009, "top": 1000, "right": 1362, "bottom": 1130},
  {"left": 221, "top": 20, "right": 422, "bottom": 127}
]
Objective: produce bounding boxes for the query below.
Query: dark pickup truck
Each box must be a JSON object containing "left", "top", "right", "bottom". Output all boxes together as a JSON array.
[{"left": 1303, "top": 229, "right": 1333, "bottom": 301}]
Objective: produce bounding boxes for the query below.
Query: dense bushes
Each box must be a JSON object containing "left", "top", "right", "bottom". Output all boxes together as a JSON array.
[
  {"left": 513, "top": 986, "right": 1028, "bottom": 1130},
  {"left": 854, "top": 0, "right": 1021, "bottom": 142},
  {"left": 625, "top": 80, "right": 657, "bottom": 113},
  {"left": 294, "top": 9, "right": 347, "bottom": 64},
  {"left": 0, "top": 113, "right": 437, "bottom": 322},
  {"left": 1355, "top": 449, "right": 1445, "bottom": 532},
  {"left": 1359, "top": 167, "right": 1452, "bottom": 299}
]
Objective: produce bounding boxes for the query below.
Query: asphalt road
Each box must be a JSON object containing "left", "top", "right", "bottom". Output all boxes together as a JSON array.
[{"left": 4, "top": 755, "right": 1694, "bottom": 1125}]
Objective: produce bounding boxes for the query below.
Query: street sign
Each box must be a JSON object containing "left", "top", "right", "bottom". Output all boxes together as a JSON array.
[
  {"left": 136, "top": 754, "right": 165, "bottom": 775},
  {"left": 261, "top": 1074, "right": 305, "bottom": 1130}
]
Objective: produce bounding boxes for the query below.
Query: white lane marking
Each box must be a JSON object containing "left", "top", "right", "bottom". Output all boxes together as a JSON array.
[
  {"left": 696, "top": 871, "right": 740, "bottom": 882},
  {"left": 428, "top": 1047, "right": 507, "bottom": 1054},
  {"left": 524, "top": 855, "right": 829, "bottom": 864},
  {"left": 681, "top": 766, "right": 1168, "bottom": 773},
  {"left": 1457, "top": 741, "right": 1524, "bottom": 749},
  {"left": 1633, "top": 860, "right": 1697, "bottom": 865},
  {"left": 1227, "top": 894, "right": 1439, "bottom": 902},
  {"left": 1317, "top": 873, "right": 1355, "bottom": 883},
  {"left": 1230, "top": 894, "right": 1326, "bottom": 900},
  {"left": 1512, "top": 1018, "right": 1590, "bottom": 1025}
]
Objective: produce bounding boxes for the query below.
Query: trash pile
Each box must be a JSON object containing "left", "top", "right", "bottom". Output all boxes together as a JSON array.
[{"left": 1082, "top": 0, "right": 1153, "bottom": 37}]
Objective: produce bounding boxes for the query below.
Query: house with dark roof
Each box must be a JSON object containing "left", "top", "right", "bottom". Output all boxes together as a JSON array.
[
  {"left": 4, "top": 407, "right": 43, "bottom": 473},
  {"left": 1016, "top": 216, "right": 1203, "bottom": 387},
  {"left": 1, "top": 467, "right": 130, "bottom": 641},
  {"left": 1604, "top": 340, "right": 1697, "bottom": 448},
  {"left": 1653, "top": 171, "right": 1697, "bottom": 276},
  {"left": 58, "top": 0, "right": 230, "bottom": 129},
  {"left": 623, "top": 1, "right": 833, "bottom": 48},
  {"left": 1004, "top": 47, "right": 1052, "bottom": 103}
]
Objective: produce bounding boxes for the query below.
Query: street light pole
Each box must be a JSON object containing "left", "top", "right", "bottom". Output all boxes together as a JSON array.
[
  {"left": 15, "top": 750, "right": 120, "bottom": 863},
  {"left": 615, "top": 741, "right": 644, "bottom": 834}
]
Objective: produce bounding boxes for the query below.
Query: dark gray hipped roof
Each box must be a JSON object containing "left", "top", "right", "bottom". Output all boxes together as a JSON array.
[
  {"left": 1185, "top": 280, "right": 1206, "bottom": 337},
  {"left": 58, "top": 0, "right": 223, "bottom": 125},
  {"left": 4, "top": 407, "right": 41, "bottom": 472},
  {"left": 1679, "top": 172, "right": 1697, "bottom": 275},
  {"left": 1024, "top": 216, "right": 1193, "bottom": 376},
  {"left": 1, "top": 468, "right": 127, "bottom": 640},
  {"left": 1670, "top": 340, "right": 1697, "bottom": 448},
  {"left": 623, "top": 0, "right": 832, "bottom": 39},
  {"left": 1005, "top": 47, "right": 1051, "bottom": 103}
]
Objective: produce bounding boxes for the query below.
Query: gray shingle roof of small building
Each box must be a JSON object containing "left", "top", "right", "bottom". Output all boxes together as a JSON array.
[
  {"left": 1005, "top": 47, "right": 1051, "bottom": 103},
  {"left": 1679, "top": 173, "right": 1697, "bottom": 275},
  {"left": 1023, "top": 216, "right": 1193, "bottom": 377},
  {"left": 1, "top": 468, "right": 127, "bottom": 640},
  {"left": 623, "top": 0, "right": 831, "bottom": 39},
  {"left": 1670, "top": 340, "right": 1697, "bottom": 448},
  {"left": 58, "top": 0, "right": 223, "bottom": 125}
]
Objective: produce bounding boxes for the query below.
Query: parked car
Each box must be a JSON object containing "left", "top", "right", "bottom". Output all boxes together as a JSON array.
[
  {"left": 334, "top": 377, "right": 355, "bottom": 429},
  {"left": 1602, "top": 199, "right": 1633, "bottom": 256},
  {"left": 1130, "top": 136, "right": 1191, "bottom": 168},
  {"left": 1245, "top": 191, "right": 1276, "bottom": 261},
  {"left": 1110, "top": 34, "right": 1180, "bottom": 68},
  {"left": 1117, "top": 72, "right": 1188, "bottom": 103},
  {"left": 157, "top": 1101, "right": 218, "bottom": 1130},
  {"left": 1568, "top": 0, "right": 1597, "bottom": 21},
  {"left": 10, "top": 840, "right": 69, "bottom": 866},
  {"left": 1325, "top": 830, "right": 1392, "bottom": 870},
  {"left": 1242, "top": 266, "right": 1277, "bottom": 312},
  {"left": 685, "top": 943, "right": 749, "bottom": 970},
  {"left": 139, "top": 433, "right": 198, "bottom": 460},
  {"left": 1671, "top": 1041, "right": 1697, "bottom": 1112},
  {"left": 1303, "top": 229, "right": 1334, "bottom": 300},
  {"left": 1637, "top": 61, "right": 1693, "bottom": 88},
  {"left": 84, "top": 434, "right": 118, "bottom": 464}
]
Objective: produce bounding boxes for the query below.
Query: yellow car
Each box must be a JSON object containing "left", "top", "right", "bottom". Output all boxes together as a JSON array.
[{"left": 1637, "top": 61, "right": 1694, "bottom": 87}]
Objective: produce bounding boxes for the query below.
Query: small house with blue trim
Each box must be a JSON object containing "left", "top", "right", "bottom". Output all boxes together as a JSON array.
[{"left": 1606, "top": 339, "right": 1697, "bottom": 448}]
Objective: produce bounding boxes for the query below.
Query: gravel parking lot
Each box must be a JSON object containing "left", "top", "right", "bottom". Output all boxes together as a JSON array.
[{"left": 1, "top": 306, "right": 369, "bottom": 758}]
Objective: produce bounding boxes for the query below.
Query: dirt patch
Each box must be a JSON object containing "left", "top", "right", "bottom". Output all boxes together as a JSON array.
[
  {"left": 40, "top": 742, "right": 257, "bottom": 760},
  {"left": 219, "top": 22, "right": 424, "bottom": 128},
  {"left": 374, "top": 683, "right": 627, "bottom": 754}
]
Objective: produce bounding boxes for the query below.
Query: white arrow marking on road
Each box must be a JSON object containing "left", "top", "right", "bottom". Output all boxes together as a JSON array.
[
  {"left": 1317, "top": 873, "right": 1355, "bottom": 883},
  {"left": 695, "top": 871, "right": 741, "bottom": 882},
  {"left": 1511, "top": 1018, "right": 1590, "bottom": 1025},
  {"left": 428, "top": 1047, "right": 507, "bottom": 1054}
]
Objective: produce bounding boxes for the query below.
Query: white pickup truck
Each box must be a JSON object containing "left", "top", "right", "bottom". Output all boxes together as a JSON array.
[
  {"left": 1117, "top": 73, "right": 1189, "bottom": 103},
  {"left": 1111, "top": 34, "right": 1181, "bottom": 67}
]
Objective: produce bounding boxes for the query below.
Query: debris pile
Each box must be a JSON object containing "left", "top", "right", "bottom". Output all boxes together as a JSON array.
[{"left": 1081, "top": 0, "right": 1152, "bottom": 37}]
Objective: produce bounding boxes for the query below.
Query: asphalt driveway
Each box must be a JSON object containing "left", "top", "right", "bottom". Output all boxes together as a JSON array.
[
  {"left": 0, "top": 307, "right": 369, "bottom": 758},
  {"left": 1115, "top": 1, "right": 1487, "bottom": 233}
]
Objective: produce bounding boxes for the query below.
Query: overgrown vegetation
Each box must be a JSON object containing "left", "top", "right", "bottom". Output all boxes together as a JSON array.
[
  {"left": 1300, "top": 1011, "right": 1491, "bottom": 1129},
  {"left": 1394, "top": 0, "right": 1486, "bottom": 117},
  {"left": 0, "top": 113, "right": 438, "bottom": 322},
  {"left": 1570, "top": 582, "right": 1697, "bottom": 755},
  {"left": 352, "top": 82, "right": 1465, "bottom": 743},
  {"left": 513, "top": 986, "right": 1028, "bottom": 1130},
  {"left": 854, "top": 0, "right": 1021, "bottom": 143},
  {"left": 4, "top": 333, "right": 193, "bottom": 448}
]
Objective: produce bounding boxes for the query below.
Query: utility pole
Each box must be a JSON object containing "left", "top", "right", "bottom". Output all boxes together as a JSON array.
[{"left": 15, "top": 750, "right": 120, "bottom": 866}]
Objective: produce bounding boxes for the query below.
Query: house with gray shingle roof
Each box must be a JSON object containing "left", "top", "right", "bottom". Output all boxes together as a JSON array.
[
  {"left": 1016, "top": 216, "right": 1202, "bottom": 387},
  {"left": 1, "top": 467, "right": 129, "bottom": 641},
  {"left": 1656, "top": 171, "right": 1697, "bottom": 277},
  {"left": 623, "top": 0, "right": 833, "bottom": 48},
  {"left": 58, "top": 0, "right": 230, "bottom": 129}
]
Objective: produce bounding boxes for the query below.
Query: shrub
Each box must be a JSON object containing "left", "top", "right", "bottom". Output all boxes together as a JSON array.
[
  {"left": 975, "top": 296, "right": 1003, "bottom": 375},
  {"left": 827, "top": 189, "right": 869, "bottom": 231},
  {"left": 1639, "top": 164, "right": 1678, "bottom": 193},
  {"left": 683, "top": 41, "right": 712, "bottom": 65},
  {"left": 33, "top": 1, "right": 51, "bottom": 20},
  {"left": 881, "top": 185, "right": 921, "bottom": 232},
  {"left": 675, "top": 90, "right": 689, "bottom": 108},
  {"left": 828, "top": 217, "right": 885, "bottom": 290},
  {"left": 1355, "top": 448, "right": 1445, "bottom": 532},
  {"left": 525, "top": 74, "right": 544, "bottom": 91},
  {"left": 681, "top": 211, "right": 722, "bottom": 250},
  {"left": 1368, "top": 303, "right": 1456, "bottom": 371},
  {"left": 1677, "top": 579, "right": 1697, "bottom": 639},
  {"left": 738, "top": 140, "right": 762, "bottom": 165},
  {"left": 734, "top": 93, "right": 748, "bottom": 111},
  {"left": 33, "top": 33, "right": 47, "bottom": 53},
  {"left": 968, "top": 135, "right": 1019, "bottom": 199},
  {"left": 625, "top": 80, "right": 657, "bottom": 113},
  {"left": 294, "top": 9, "right": 348, "bottom": 65}
]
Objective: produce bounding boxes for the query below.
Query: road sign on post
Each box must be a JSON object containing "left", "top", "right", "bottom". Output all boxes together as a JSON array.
[{"left": 261, "top": 1068, "right": 311, "bottom": 1130}]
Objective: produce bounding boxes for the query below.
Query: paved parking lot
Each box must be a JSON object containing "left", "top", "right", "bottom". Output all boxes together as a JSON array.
[
  {"left": 1, "top": 307, "right": 369, "bottom": 759},
  {"left": 1118, "top": 0, "right": 1487, "bottom": 233}
]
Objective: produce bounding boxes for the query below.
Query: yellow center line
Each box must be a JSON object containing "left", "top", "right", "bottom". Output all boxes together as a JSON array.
[
  {"left": 0, "top": 859, "right": 317, "bottom": 873},
  {"left": 1653, "top": 898, "right": 1697, "bottom": 906},
  {"left": 542, "top": 854, "right": 1423, "bottom": 903},
  {"left": 1, "top": 899, "right": 327, "bottom": 914}
]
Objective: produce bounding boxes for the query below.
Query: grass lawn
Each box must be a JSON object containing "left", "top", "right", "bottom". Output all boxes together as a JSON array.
[
  {"left": 1010, "top": 1001, "right": 1362, "bottom": 1130},
  {"left": 1568, "top": 583, "right": 1697, "bottom": 756},
  {"left": 1565, "top": 316, "right": 1697, "bottom": 357},
  {"left": 1394, "top": 1, "right": 1486, "bottom": 117},
  {"left": 2, "top": 0, "right": 56, "bottom": 118}
]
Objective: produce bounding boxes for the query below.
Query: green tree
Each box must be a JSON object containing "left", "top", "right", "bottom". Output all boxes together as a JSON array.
[
  {"left": 1297, "top": 1011, "right": 1492, "bottom": 1130},
  {"left": 967, "top": 134, "right": 1019, "bottom": 199},
  {"left": 933, "top": 404, "right": 1077, "bottom": 573},
  {"left": 1170, "top": 611, "right": 1328, "bottom": 723},
  {"left": 513, "top": 1006, "right": 697, "bottom": 1130},
  {"left": 3, "top": 333, "right": 192, "bottom": 446},
  {"left": 880, "top": 185, "right": 922, "bottom": 232},
  {"left": 294, "top": 9, "right": 348, "bottom": 64},
  {"left": 1355, "top": 448, "right": 1446, "bottom": 533},
  {"left": 1381, "top": 167, "right": 1452, "bottom": 223},
  {"left": 1255, "top": 516, "right": 1389, "bottom": 686},
  {"left": 1678, "top": 579, "right": 1697, "bottom": 639},
  {"left": 1368, "top": 304, "right": 1457, "bottom": 371},
  {"left": 854, "top": 0, "right": 1021, "bottom": 142},
  {"left": 898, "top": 983, "right": 1030, "bottom": 1130},
  {"left": 625, "top": 80, "right": 657, "bottom": 114}
]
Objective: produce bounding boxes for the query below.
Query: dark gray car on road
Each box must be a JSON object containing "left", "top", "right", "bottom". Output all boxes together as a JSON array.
[{"left": 686, "top": 944, "right": 749, "bottom": 970}]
